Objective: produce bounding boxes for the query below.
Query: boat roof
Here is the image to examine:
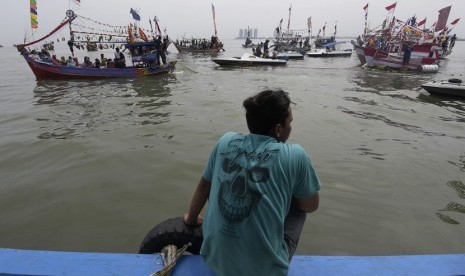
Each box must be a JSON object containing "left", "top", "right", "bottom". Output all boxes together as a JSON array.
[
  {"left": 123, "top": 41, "right": 156, "bottom": 48},
  {"left": 322, "top": 41, "right": 346, "bottom": 47}
]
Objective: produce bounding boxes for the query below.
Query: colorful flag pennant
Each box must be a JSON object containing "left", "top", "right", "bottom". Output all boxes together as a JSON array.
[
  {"left": 417, "top": 17, "right": 426, "bottom": 27},
  {"left": 30, "top": 0, "right": 38, "bottom": 29},
  {"left": 385, "top": 2, "right": 397, "bottom": 11},
  {"left": 435, "top": 6, "right": 451, "bottom": 31},
  {"left": 450, "top": 18, "right": 460, "bottom": 25},
  {"left": 130, "top": 8, "right": 140, "bottom": 21}
]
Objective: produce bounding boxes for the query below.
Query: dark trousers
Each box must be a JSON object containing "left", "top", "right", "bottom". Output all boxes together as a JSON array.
[{"left": 284, "top": 203, "right": 307, "bottom": 261}]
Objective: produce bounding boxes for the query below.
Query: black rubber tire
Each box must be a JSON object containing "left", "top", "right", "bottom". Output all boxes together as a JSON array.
[
  {"left": 448, "top": 78, "right": 462, "bottom": 83},
  {"left": 138, "top": 217, "right": 203, "bottom": 255}
]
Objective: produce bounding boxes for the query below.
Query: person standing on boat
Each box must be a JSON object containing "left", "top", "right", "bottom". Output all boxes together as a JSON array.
[
  {"left": 114, "top": 47, "right": 126, "bottom": 68},
  {"left": 154, "top": 36, "right": 163, "bottom": 65},
  {"left": 184, "top": 89, "right": 321, "bottom": 276},
  {"left": 263, "top": 39, "right": 270, "bottom": 58},
  {"left": 402, "top": 43, "right": 413, "bottom": 69}
]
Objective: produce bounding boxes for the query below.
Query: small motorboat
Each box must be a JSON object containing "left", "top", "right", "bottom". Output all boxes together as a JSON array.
[
  {"left": 421, "top": 78, "right": 465, "bottom": 98},
  {"left": 276, "top": 51, "right": 305, "bottom": 60},
  {"left": 307, "top": 41, "right": 353, "bottom": 58},
  {"left": 307, "top": 48, "right": 353, "bottom": 58},
  {"left": 212, "top": 53, "right": 288, "bottom": 66}
]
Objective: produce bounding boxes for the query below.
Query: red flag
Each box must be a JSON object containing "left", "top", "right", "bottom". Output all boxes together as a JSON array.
[
  {"left": 417, "top": 18, "right": 426, "bottom": 27},
  {"left": 363, "top": 3, "right": 368, "bottom": 11},
  {"left": 73, "top": 0, "right": 80, "bottom": 4},
  {"left": 385, "top": 2, "right": 396, "bottom": 11},
  {"left": 435, "top": 6, "right": 451, "bottom": 31},
  {"left": 450, "top": 18, "right": 460, "bottom": 25}
]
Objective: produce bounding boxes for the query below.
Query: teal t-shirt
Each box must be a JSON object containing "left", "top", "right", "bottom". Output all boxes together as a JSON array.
[{"left": 200, "top": 132, "right": 321, "bottom": 276}]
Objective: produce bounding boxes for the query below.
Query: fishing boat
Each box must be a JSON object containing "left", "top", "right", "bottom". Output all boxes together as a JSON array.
[
  {"left": 1, "top": 247, "right": 464, "bottom": 276},
  {"left": 421, "top": 78, "right": 465, "bottom": 97},
  {"left": 173, "top": 4, "right": 224, "bottom": 54},
  {"left": 173, "top": 37, "right": 224, "bottom": 54},
  {"left": 20, "top": 53, "right": 176, "bottom": 80},
  {"left": 360, "top": 43, "right": 439, "bottom": 71},
  {"left": 16, "top": 8, "right": 175, "bottom": 80},
  {"left": 212, "top": 53, "right": 288, "bottom": 66}
]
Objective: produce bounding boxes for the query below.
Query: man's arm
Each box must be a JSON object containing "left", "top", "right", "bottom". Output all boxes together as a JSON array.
[
  {"left": 295, "top": 192, "right": 319, "bottom": 213},
  {"left": 184, "top": 177, "right": 212, "bottom": 226}
]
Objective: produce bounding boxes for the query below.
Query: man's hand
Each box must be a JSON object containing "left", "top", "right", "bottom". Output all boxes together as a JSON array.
[{"left": 183, "top": 213, "right": 204, "bottom": 227}]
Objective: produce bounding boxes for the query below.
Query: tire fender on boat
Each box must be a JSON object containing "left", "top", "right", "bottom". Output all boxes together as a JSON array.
[
  {"left": 138, "top": 217, "right": 203, "bottom": 254},
  {"left": 448, "top": 78, "right": 462, "bottom": 84}
]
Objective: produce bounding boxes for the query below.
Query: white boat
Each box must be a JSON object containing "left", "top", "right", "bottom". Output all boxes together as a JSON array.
[
  {"left": 212, "top": 53, "right": 288, "bottom": 66},
  {"left": 276, "top": 51, "right": 304, "bottom": 60},
  {"left": 307, "top": 48, "right": 353, "bottom": 58},
  {"left": 307, "top": 42, "right": 353, "bottom": 58},
  {"left": 421, "top": 78, "right": 465, "bottom": 98}
]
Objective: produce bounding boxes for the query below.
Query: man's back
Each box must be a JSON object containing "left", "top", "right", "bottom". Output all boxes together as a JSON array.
[{"left": 200, "top": 132, "right": 320, "bottom": 276}]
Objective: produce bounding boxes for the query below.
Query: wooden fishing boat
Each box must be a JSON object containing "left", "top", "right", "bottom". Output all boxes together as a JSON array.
[
  {"left": 421, "top": 78, "right": 465, "bottom": 97},
  {"left": 16, "top": 8, "right": 176, "bottom": 80},
  {"left": 20, "top": 53, "right": 176, "bottom": 80},
  {"left": 0, "top": 247, "right": 464, "bottom": 276},
  {"left": 2, "top": 217, "right": 464, "bottom": 275},
  {"left": 212, "top": 53, "right": 287, "bottom": 66},
  {"left": 173, "top": 40, "right": 224, "bottom": 54}
]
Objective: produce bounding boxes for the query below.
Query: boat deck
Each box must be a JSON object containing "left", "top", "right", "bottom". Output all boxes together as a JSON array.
[{"left": 0, "top": 248, "right": 464, "bottom": 275}]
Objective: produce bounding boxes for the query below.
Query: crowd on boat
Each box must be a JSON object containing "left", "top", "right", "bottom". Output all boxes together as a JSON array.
[{"left": 175, "top": 36, "right": 223, "bottom": 50}]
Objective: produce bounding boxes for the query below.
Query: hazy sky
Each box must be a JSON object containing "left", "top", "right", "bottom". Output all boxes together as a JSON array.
[{"left": 1, "top": 0, "right": 463, "bottom": 46}]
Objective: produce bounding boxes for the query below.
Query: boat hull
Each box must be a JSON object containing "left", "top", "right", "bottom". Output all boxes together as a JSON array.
[
  {"left": 1, "top": 248, "right": 464, "bottom": 276},
  {"left": 421, "top": 80, "right": 465, "bottom": 97},
  {"left": 212, "top": 58, "right": 287, "bottom": 66},
  {"left": 307, "top": 50, "right": 353, "bottom": 58},
  {"left": 23, "top": 55, "right": 176, "bottom": 80},
  {"left": 173, "top": 43, "right": 223, "bottom": 54}
]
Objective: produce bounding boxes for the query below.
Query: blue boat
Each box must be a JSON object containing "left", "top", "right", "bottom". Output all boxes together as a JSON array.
[{"left": 0, "top": 247, "right": 464, "bottom": 275}]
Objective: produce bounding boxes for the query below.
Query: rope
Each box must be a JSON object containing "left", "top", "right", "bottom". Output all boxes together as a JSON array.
[{"left": 150, "top": 243, "right": 192, "bottom": 276}]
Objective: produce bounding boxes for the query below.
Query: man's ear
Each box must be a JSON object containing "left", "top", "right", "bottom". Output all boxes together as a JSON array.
[{"left": 274, "top": 124, "right": 282, "bottom": 140}]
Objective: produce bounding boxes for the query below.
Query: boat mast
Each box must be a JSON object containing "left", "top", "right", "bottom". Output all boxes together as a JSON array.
[
  {"left": 211, "top": 4, "right": 217, "bottom": 37},
  {"left": 287, "top": 4, "right": 292, "bottom": 37}
]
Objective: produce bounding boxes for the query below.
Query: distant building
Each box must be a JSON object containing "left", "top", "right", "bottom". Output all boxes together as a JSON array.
[{"left": 237, "top": 27, "right": 259, "bottom": 39}]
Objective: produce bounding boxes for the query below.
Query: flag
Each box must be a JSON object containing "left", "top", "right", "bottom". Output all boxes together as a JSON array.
[
  {"left": 450, "top": 18, "right": 460, "bottom": 26},
  {"left": 385, "top": 2, "right": 396, "bottom": 11},
  {"left": 435, "top": 6, "right": 451, "bottom": 31},
  {"left": 73, "top": 0, "right": 80, "bottom": 5},
  {"left": 130, "top": 8, "right": 140, "bottom": 21},
  {"left": 417, "top": 17, "right": 426, "bottom": 27},
  {"left": 363, "top": 3, "right": 368, "bottom": 20},
  {"left": 139, "top": 28, "right": 148, "bottom": 42},
  {"left": 30, "top": 0, "right": 38, "bottom": 29}
]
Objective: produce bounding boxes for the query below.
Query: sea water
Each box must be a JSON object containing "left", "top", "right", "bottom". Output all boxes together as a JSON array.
[{"left": 0, "top": 39, "right": 464, "bottom": 255}]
